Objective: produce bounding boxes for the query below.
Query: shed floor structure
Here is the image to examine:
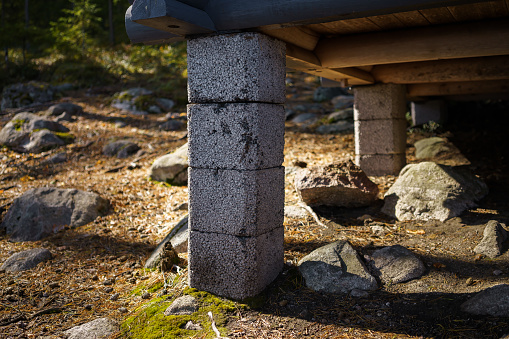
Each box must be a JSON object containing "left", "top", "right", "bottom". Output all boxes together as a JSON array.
[{"left": 126, "top": 0, "right": 509, "bottom": 298}]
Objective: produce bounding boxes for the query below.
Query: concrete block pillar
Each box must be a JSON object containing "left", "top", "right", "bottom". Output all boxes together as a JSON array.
[
  {"left": 186, "top": 32, "right": 286, "bottom": 300},
  {"left": 354, "top": 84, "right": 407, "bottom": 176}
]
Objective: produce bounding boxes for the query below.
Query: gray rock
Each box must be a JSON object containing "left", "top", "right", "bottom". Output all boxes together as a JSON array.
[
  {"left": 184, "top": 321, "right": 203, "bottom": 331},
  {"left": 350, "top": 289, "right": 369, "bottom": 298},
  {"left": 24, "top": 129, "right": 66, "bottom": 153},
  {"left": 148, "top": 105, "right": 162, "bottom": 114},
  {"left": 47, "top": 103, "right": 83, "bottom": 116},
  {"left": 474, "top": 220, "right": 508, "bottom": 258},
  {"left": 114, "top": 120, "right": 127, "bottom": 128},
  {"left": 313, "top": 87, "right": 347, "bottom": 102},
  {"left": 54, "top": 83, "right": 74, "bottom": 92},
  {"left": 328, "top": 108, "right": 354, "bottom": 122},
  {"left": 292, "top": 113, "right": 317, "bottom": 124},
  {"left": 368, "top": 245, "right": 426, "bottom": 284},
  {"left": 44, "top": 152, "right": 67, "bottom": 164},
  {"left": 156, "top": 98, "right": 175, "bottom": 111},
  {"left": 55, "top": 112, "right": 74, "bottom": 122},
  {"left": 414, "top": 137, "right": 451, "bottom": 159},
  {"left": 298, "top": 241, "right": 378, "bottom": 294},
  {"left": 64, "top": 318, "right": 118, "bottom": 339},
  {"left": 0, "top": 112, "right": 70, "bottom": 153},
  {"left": 316, "top": 121, "right": 354, "bottom": 134},
  {"left": 0, "top": 248, "right": 52, "bottom": 272},
  {"left": 461, "top": 284, "right": 509, "bottom": 317},
  {"left": 1, "top": 82, "right": 56, "bottom": 110},
  {"left": 149, "top": 143, "right": 188, "bottom": 185},
  {"left": 382, "top": 162, "right": 488, "bottom": 221},
  {"left": 294, "top": 161, "right": 379, "bottom": 208},
  {"left": 103, "top": 140, "right": 140, "bottom": 158},
  {"left": 164, "top": 295, "right": 199, "bottom": 315},
  {"left": 160, "top": 120, "right": 185, "bottom": 131},
  {"left": 111, "top": 88, "right": 154, "bottom": 115},
  {"left": 1, "top": 187, "right": 110, "bottom": 242},
  {"left": 284, "top": 205, "right": 308, "bottom": 219},
  {"left": 145, "top": 215, "right": 188, "bottom": 269},
  {"left": 331, "top": 95, "right": 354, "bottom": 110}
]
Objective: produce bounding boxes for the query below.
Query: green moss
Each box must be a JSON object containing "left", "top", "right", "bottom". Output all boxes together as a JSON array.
[
  {"left": 133, "top": 95, "right": 157, "bottom": 110},
  {"left": 54, "top": 132, "right": 75, "bottom": 144},
  {"left": 117, "top": 92, "right": 134, "bottom": 102},
  {"left": 121, "top": 288, "right": 244, "bottom": 339},
  {"left": 12, "top": 119, "right": 26, "bottom": 131}
]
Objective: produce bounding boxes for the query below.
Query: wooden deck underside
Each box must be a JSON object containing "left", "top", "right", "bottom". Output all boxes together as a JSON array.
[{"left": 260, "top": 0, "right": 509, "bottom": 97}]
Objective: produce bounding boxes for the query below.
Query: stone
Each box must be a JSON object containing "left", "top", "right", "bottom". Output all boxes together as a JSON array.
[
  {"left": 298, "top": 241, "right": 378, "bottom": 294},
  {"left": 184, "top": 321, "right": 203, "bottom": 331},
  {"left": 111, "top": 88, "right": 154, "bottom": 115},
  {"left": 55, "top": 112, "right": 74, "bottom": 122},
  {"left": 145, "top": 215, "right": 189, "bottom": 269},
  {"left": 187, "top": 32, "right": 286, "bottom": 104},
  {"left": 382, "top": 162, "right": 489, "bottom": 221},
  {"left": 156, "top": 98, "right": 175, "bottom": 111},
  {"left": 0, "top": 248, "right": 52, "bottom": 272},
  {"left": 147, "top": 105, "right": 162, "bottom": 114},
  {"left": 350, "top": 289, "right": 369, "bottom": 298},
  {"left": 103, "top": 140, "right": 140, "bottom": 158},
  {"left": 414, "top": 137, "right": 450, "bottom": 159},
  {"left": 474, "top": 220, "right": 508, "bottom": 258},
  {"left": 0, "top": 112, "right": 70, "bottom": 153},
  {"left": 189, "top": 227, "right": 284, "bottom": 300},
  {"left": 460, "top": 284, "right": 509, "bottom": 317},
  {"left": 46, "top": 103, "right": 83, "bottom": 116},
  {"left": 291, "top": 113, "right": 317, "bottom": 124},
  {"left": 328, "top": 108, "right": 354, "bottom": 122},
  {"left": 1, "top": 187, "right": 110, "bottom": 242},
  {"left": 149, "top": 143, "right": 188, "bottom": 185},
  {"left": 368, "top": 245, "right": 426, "bottom": 284},
  {"left": 1, "top": 82, "right": 56, "bottom": 110},
  {"left": 316, "top": 121, "right": 354, "bottom": 134},
  {"left": 284, "top": 205, "right": 308, "bottom": 219},
  {"left": 294, "top": 161, "right": 379, "bottom": 208},
  {"left": 189, "top": 167, "right": 284, "bottom": 236},
  {"left": 64, "top": 318, "right": 118, "bottom": 339},
  {"left": 313, "top": 87, "right": 348, "bottom": 102},
  {"left": 188, "top": 103, "right": 285, "bottom": 170},
  {"left": 164, "top": 295, "right": 199, "bottom": 315},
  {"left": 331, "top": 95, "right": 354, "bottom": 110},
  {"left": 159, "top": 120, "right": 185, "bottom": 131},
  {"left": 44, "top": 152, "right": 67, "bottom": 164}
]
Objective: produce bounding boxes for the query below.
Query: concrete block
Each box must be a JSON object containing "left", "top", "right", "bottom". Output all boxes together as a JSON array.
[
  {"left": 355, "top": 154, "right": 406, "bottom": 176},
  {"left": 354, "top": 84, "right": 406, "bottom": 121},
  {"left": 187, "top": 32, "right": 286, "bottom": 104},
  {"left": 411, "top": 100, "right": 447, "bottom": 126},
  {"left": 188, "top": 227, "right": 284, "bottom": 300},
  {"left": 354, "top": 119, "right": 407, "bottom": 155},
  {"left": 189, "top": 167, "right": 284, "bottom": 236},
  {"left": 188, "top": 103, "right": 285, "bottom": 170}
]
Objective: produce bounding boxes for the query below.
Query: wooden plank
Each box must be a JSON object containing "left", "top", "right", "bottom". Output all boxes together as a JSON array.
[
  {"left": 407, "top": 79, "right": 509, "bottom": 96},
  {"left": 286, "top": 43, "right": 374, "bottom": 85},
  {"left": 418, "top": 7, "right": 455, "bottom": 24},
  {"left": 366, "top": 14, "right": 406, "bottom": 30},
  {"left": 260, "top": 26, "right": 320, "bottom": 50},
  {"left": 306, "top": 18, "right": 380, "bottom": 35},
  {"left": 314, "top": 19, "right": 509, "bottom": 68},
  {"left": 392, "top": 10, "right": 430, "bottom": 26},
  {"left": 448, "top": 1, "right": 508, "bottom": 21},
  {"left": 372, "top": 56, "right": 509, "bottom": 84}
]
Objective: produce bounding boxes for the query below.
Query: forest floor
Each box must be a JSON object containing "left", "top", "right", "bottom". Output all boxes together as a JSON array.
[{"left": 0, "top": 73, "right": 509, "bottom": 338}]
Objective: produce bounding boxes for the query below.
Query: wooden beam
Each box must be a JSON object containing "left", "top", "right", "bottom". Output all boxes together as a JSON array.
[
  {"left": 286, "top": 44, "right": 375, "bottom": 85},
  {"left": 372, "top": 56, "right": 509, "bottom": 84},
  {"left": 407, "top": 79, "right": 509, "bottom": 96},
  {"left": 315, "top": 19, "right": 509, "bottom": 68},
  {"left": 260, "top": 26, "right": 320, "bottom": 51}
]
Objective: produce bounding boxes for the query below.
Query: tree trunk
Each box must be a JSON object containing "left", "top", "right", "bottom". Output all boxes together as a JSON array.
[{"left": 108, "top": 0, "right": 115, "bottom": 45}]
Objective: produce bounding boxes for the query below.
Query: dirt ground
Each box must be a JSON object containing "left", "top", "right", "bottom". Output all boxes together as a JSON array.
[{"left": 0, "top": 74, "right": 508, "bottom": 338}]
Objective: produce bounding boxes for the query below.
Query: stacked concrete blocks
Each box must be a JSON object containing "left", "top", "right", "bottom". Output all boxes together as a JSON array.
[
  {"left": 187, "top": 32, "right": 286, "bottom": 300},
  {"left": 354, "top": 84, "right": 407, "bottom": 176}
]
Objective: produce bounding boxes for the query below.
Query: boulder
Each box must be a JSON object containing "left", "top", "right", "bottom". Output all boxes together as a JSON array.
[
  {"left": 382, "top": 162, "right": 488, "bottom": 221},
  {"left": 1, "top": 82, "right": 56, "bottom": 110},
  {"left": 313, "top": 87, "right": 348, "bottom": 102},
  {"left": 164, "top": 295, "right": 199, "bottom": 316},
  {"left": 1, "top": 187, "right": 110, "bottom": 242},
  {"left": 291, "top": 113, "right": 317, "bottom": 124},
  {"left": 331, "top": 95, "right": 354, "bottom": 110},
  {"left": 145, "top": 215, "right": 189, "bottom": 269},
  {"left": 316, "top": 121, "right": 354, "bottom": 134},
  {"left": 149, "top": 143, "right": 188, "bottom": 185},
  {"left": 0, "top": 113, "right": 70, "bottom": 153},
  {"left": 298, "top": 241, "right": 378, "bottom": 294},
  {"left": 368, "top": 245, "right": 426, "bottom": 284},
  {"left": 103, "top": 140, "right": 140, "bottom": 158},
  {"left": 461, "top": 284, "right": 509, "bottom": 317},
  {"left": 327, "top": 108, "right": 353, "bottom": 122},
  {"left": 474, "top": 220, "right": 508, "bottom": 258},
  {"left": 294, "top": 161, "right": 379, "bottom": 207},
  {"left": 111, "top": 88, "right": 174, "bottom": 115},
  {"left": 414, "top": 137, "right": 450, "bottom": 159},
  {"left": 64, "top": 318, "right": 118, "bottom": 339},
  {"left": 155, "top": 98, "right": 175, "bottom": 111},
  {"left": 0, "top": 248, "right": 52, "bottom": 272},
  {"left": 46, "top": 103, "right": 83, "bottom": 116},
  {"left": 44, "top": 152, "right": 67, "bottom": 165}
]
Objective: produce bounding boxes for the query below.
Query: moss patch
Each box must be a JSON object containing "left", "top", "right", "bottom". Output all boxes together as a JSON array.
[
  {"left": 54, "top": 132, "right": 75, "bottom": 144},
  {"left": 12, "top": 119, "right": 26, "bottom": 131},
  {"left": 121, "top": 288, "right": 243, "bottom": 339}
]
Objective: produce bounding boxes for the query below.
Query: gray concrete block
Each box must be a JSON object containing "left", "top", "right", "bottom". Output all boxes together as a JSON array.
[
  {"left": 355, "top": 154, "right": 406, "bottom": 176},
  {"left": 189, "top": 167, "right": 284, "bottom": 236},
  {"left": 187, "top": 32, "right": 286, "bottom": 104},
  {"left": 354, "top": 119, "right": 407, "bottom": 155},
  {"left": 188, "top": 103, "right": 285, "bottom": 170},
  {"left": 411, "top": 100, "right": 447, "bottom": 126},
  {"left": 188, "top": 227, "right": 284, "bottom": 300},
  {"left": 354, "top": 84, "right": 406, "bottom": 121}
]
